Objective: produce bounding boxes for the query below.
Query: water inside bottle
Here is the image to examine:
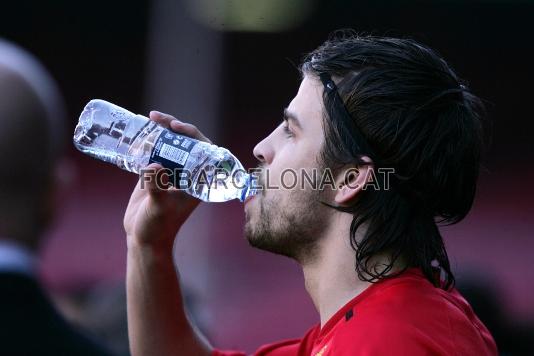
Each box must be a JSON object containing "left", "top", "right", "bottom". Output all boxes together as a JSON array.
[
  {"left": 73, "top": 100, "right": 161, "bottom": 173},
  {"left": 73, "top": 99, "right": 259, "bottom": 202}
]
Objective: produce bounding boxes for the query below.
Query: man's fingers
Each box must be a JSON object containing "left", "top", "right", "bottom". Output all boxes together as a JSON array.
[
  {"left": 139, "top": 163, "right": 171, "bottom": 198},
  {"left": 149, "top": 111, "right": 211, "bottom": 144},
  {"left": 149, "top": 111, "right": 181, "bottom": 128},
  {"left": 169, "top": 121, "right": 212, "bottom": 144}
]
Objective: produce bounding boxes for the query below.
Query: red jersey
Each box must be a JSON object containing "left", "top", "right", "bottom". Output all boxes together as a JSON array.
[{"left": 213, "top": 269, "right": 497, "bottom": 356}]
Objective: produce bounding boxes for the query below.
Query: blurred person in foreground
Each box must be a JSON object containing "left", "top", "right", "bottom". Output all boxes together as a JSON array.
[
  {"left": 124, "top": 32, "right": 497, "bottom": 355},
  {"left": 0, "top": 39, "right": 113, "bottom": 355}
]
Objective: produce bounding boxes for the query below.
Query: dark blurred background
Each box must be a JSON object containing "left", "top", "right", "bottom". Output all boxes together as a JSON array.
[{"left": 1, "top": 0, "right": 533, "bottom": 354}]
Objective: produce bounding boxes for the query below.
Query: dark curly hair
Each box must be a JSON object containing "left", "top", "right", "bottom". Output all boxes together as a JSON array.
[{"left": 301, "top": 31, "right": 487, "bottom": 289}]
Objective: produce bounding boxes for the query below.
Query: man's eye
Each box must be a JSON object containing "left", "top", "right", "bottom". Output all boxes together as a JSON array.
[{"left": 283, "top": 124, "right": 294, "bottom": 138}]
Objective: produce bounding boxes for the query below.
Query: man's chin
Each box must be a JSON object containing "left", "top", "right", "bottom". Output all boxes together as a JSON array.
[
  {"left": 243, "top": 220, "right": 265, "bottom": 247},
  {"left": 243, "top": 224, "right": 295, "bottom": 259},
  {"left": 243, "top": 220, "right": 259, "bottom": 245}
]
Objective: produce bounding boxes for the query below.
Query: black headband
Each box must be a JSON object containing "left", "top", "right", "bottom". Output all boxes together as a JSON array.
[{"left": 319, "top": 72, "right": 377, "bottom": 162}]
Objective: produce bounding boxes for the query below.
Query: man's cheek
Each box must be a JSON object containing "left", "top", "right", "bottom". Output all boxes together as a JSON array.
[{"left": 264, "top": 168, "right": 281, "bottom": 191}]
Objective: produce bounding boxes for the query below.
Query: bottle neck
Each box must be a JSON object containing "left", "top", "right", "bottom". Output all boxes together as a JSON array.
[{"left": 239, "top": 174, "right": 259, "bottom": 202}]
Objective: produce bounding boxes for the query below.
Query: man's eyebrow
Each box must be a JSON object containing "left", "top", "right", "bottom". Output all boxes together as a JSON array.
[{"left": 283, "top": 108, "right": 303, "bottom": 130}]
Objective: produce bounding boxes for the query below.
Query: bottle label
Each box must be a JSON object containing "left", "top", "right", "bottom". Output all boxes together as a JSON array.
[{"left": 149, "top": 129, "right": 198, "bottom": 185}]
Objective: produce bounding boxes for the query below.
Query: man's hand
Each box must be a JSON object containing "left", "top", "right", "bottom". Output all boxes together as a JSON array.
[
  {"left": 123, "top": 111, "right": 213, "bottom": 356},
  {"left": 123, "top": 111, "right": 212, "bottom": 250}
]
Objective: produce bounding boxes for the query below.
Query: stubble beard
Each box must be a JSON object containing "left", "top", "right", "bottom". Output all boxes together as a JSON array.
[{"left": 244, "top": 185, "right": 330, "bottom": 264}]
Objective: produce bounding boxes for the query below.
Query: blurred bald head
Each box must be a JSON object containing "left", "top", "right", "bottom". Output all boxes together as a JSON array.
[{"left": 0, "top": 39, "right": 66, "bottom": 249}]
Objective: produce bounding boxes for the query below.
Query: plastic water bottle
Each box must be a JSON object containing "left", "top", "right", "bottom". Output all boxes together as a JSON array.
[{"left": 73, "top": 99, "right": 258, "bottom": 202}]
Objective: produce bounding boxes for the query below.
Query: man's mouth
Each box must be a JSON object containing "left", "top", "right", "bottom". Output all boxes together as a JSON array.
[{"left": 244, "top": 194, "right": 256, "bottom": 206}]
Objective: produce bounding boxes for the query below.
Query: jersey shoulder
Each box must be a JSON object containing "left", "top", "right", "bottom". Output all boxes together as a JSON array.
[{"left": 329, "top": 275, "right": 497, "bottom": 355}]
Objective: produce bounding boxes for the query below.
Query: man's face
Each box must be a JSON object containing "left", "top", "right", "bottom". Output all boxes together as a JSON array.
[{"left": 244, "top": 75, "right": 334, "bottom": 262}]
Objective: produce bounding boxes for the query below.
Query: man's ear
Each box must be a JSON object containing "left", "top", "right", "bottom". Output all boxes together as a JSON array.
[{"left": 334, "top": 158, "right": 373, "bottom": 206}]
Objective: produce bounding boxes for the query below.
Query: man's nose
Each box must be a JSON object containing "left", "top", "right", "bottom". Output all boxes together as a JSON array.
[{"left": 253, "top": 135, "right": 274, "bottom": 165}]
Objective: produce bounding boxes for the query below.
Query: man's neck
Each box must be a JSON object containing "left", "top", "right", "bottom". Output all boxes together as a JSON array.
[
  {"left": 300, "top": 216, "right": 398, "bottom": 328},
  {"left": 302, "top": 245, "right": 368, "bottom": 327},
  {"left": 298, "top": 213, "right": 362, "bottom": 327}
]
